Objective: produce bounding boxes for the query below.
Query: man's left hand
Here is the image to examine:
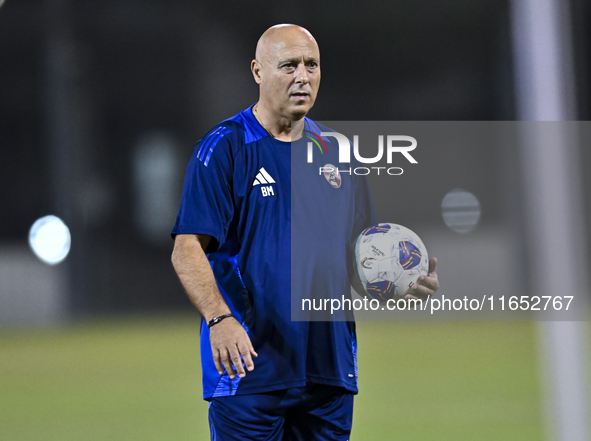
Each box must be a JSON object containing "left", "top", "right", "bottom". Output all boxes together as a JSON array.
[{"left": 405, "top": 257, "right": 439, "bottom": 301}]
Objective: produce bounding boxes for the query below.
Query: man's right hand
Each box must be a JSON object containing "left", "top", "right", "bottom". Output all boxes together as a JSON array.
[
  {"left": 171, "top": 234, "right": 258, "bottom": 379},
  {"left": 209, "top": 317, "right": 258, "bottom": 379}
]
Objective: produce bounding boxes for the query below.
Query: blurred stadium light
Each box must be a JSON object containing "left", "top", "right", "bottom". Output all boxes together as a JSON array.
[
  {"left": 511, "top": 0, "right": 591, "bottom": 440},
  {"left": 440, "top": 189, "right": 481, "bottom": 234},
  {"left": 28, "top": 215, "right": 71, "bottom": 265}
]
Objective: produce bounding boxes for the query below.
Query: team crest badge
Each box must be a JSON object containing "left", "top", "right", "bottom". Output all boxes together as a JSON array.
[{"left": 323, "top": 163, "right": 341, "bottom": 188}]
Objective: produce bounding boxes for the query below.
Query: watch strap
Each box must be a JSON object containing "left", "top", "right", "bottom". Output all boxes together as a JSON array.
[{"left": 208, "top": 313, "right": 234, "bottom": 329}]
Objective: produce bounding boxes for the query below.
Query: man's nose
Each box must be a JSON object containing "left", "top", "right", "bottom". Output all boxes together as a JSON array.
[{"left": 294, "top": 63, "right": 309, "bottom": 84}]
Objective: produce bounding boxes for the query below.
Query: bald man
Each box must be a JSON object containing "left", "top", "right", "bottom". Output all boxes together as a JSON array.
[
  {"left": 250, "top": 24, "right": 320, "bottom": 141},
  {"left": 172, "top": 24, "right": 438, "bottom": 440}
]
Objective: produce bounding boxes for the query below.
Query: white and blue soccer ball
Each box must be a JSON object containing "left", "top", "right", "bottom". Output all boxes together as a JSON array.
[{"left": 354, "top": 223, "right": 429, "bottom": 301}]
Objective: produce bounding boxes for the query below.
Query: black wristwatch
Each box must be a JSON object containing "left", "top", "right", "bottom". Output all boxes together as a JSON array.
[{"left": 208, "top": 313, "right": 234, "bottom": 329}]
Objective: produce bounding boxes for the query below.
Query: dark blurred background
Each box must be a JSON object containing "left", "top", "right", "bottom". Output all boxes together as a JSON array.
[{"left": 1, "top": 0, "right": 590, "bottom": 322}]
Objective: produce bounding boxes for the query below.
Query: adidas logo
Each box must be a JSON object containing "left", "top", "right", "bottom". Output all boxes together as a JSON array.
[
  {"left": 252, "top": 167, "right": 276, "bottom": 186},
  {"left": 252, "top": 167, "right": 276, "bottom": 197}
]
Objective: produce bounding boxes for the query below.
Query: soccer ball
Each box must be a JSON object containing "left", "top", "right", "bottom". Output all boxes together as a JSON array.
[{"left": 354, "top": 223, "right": 429, "bottom": 301}]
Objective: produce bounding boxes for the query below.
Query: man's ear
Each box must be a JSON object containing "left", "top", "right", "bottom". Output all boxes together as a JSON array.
[{"left": 251, "top": 59, "right": 262, "bottom": 85}]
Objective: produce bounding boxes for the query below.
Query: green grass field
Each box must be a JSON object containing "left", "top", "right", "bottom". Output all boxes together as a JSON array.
[{"left": 0, "top": 316, "right": 544, "bottom": 440}]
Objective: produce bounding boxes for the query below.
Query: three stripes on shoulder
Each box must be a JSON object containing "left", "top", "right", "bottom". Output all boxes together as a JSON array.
[{"left": 196, "top": 126, "right": 231, "bottom": 166}]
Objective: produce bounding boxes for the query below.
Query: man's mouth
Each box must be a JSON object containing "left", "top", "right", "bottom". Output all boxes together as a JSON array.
[{"left": 291, "top": 92, "right": 310, "bottom": 99}]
